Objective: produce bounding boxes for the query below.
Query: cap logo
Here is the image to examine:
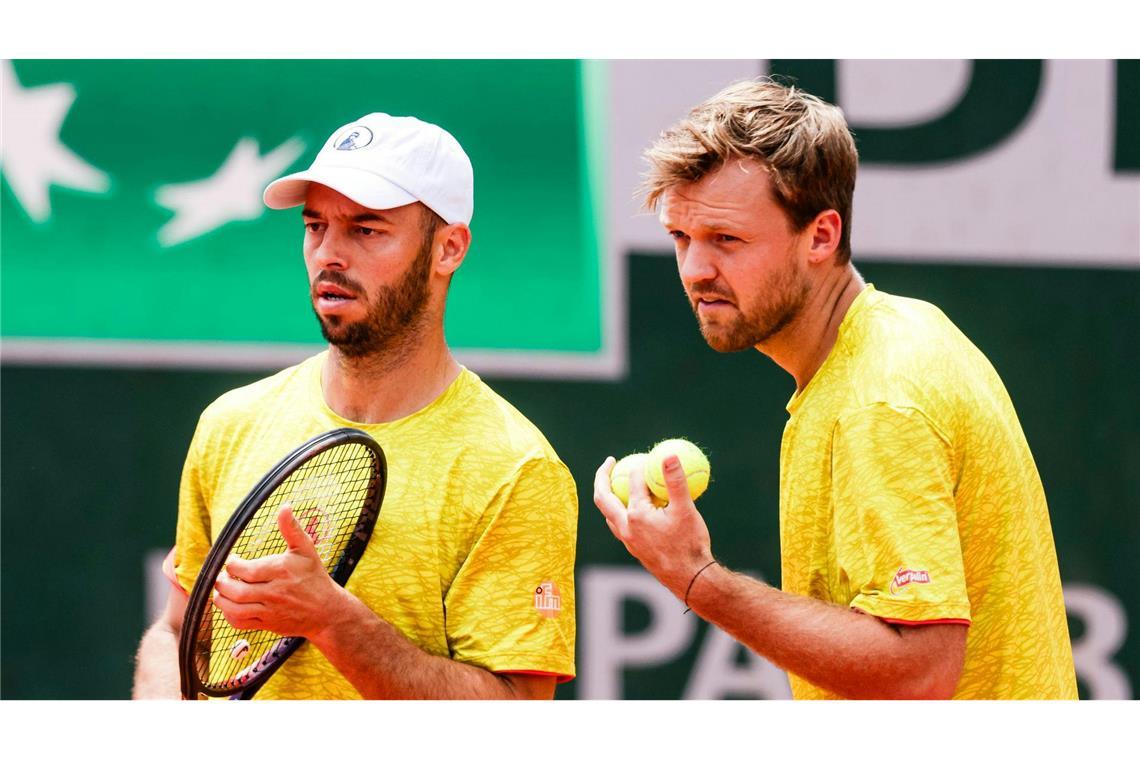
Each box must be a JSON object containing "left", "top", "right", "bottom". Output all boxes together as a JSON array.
[{"left": 334, "top": 125, "right": 373, "bottom": 151}]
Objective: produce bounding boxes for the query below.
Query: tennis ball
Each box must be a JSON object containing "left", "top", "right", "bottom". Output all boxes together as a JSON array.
[
  {"left": 610, "top": 453, "right": 666, "bottom": 508},
  {"left": 644, "top": 439, "right": 710, "bottom": 504}
]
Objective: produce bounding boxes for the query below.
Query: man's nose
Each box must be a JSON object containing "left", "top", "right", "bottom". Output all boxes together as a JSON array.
[
  {"left": 679, "top": 241, "right": 718, "bottom": 286},
  {"left": 310, "top": 231, "right": 348, "bottom": 271}
]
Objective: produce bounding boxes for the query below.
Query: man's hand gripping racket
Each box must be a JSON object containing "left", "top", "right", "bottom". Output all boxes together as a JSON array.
[{"left": 178, "top": 428, "right": 386, "bottom": 700}]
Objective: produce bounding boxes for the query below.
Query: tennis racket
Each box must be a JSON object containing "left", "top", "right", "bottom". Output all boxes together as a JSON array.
[{"left": 178, "top": 427, "right": 386, "bottom": 700}]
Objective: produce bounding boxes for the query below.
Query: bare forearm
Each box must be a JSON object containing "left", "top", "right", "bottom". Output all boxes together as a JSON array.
[
  {"left": 686, "top": 564, "right": 958, "bottom": 699},
  {"left": 309, "top": 588, "right": 526, "bottom": 699},
  {"left": 132, "top": 622, "right": 182, "bottom": 700}
]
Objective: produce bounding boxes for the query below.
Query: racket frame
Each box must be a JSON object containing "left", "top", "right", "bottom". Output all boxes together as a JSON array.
[{"left": 178, "top": 427, "right": 386, "bottom": 700}]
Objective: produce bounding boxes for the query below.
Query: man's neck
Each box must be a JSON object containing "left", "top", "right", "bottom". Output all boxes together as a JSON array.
[
  {"left": 757, "top": 264, "right": 865, "bottom": 392},
  {"left": 321, "top": 327, "right": 461, "bottom": 424}
]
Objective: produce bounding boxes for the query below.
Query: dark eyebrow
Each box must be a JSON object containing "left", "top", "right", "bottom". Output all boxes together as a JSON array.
[
  {"left": 301, "top": 208, "right": 391, "bottom": 224},
  {"left": 350, "top": 212, "right": 390, "bottom": 224}
]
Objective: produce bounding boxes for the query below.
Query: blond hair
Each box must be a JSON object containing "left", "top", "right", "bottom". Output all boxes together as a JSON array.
[{"left": 643, "top": 78, "right": 858, "bottom": 263}]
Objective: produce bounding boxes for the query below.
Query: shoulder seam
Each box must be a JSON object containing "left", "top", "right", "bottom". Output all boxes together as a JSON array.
[{"left": 833, "top": 401, "right": 954, "bottom": 451}]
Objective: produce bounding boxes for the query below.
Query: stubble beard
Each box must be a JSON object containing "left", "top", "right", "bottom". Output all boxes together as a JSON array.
[
  {"left": 311, "top": 237, "right": 434, "bottom": 362},
  {"left": 692, "top": 255, "right": 811, "bottom": 353}
]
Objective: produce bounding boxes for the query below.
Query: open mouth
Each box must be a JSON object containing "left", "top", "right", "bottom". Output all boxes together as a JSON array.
[
  {"left": 315, "top": 283, "right": 358, "bottom": 302},
  {"left": 313, "top": 281, "right": 361, "bottom": 315}
]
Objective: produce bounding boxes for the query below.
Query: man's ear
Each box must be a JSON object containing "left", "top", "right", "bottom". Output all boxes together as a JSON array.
[
  {"left": 806, "top": 209, "right": 842, "bottom": 265},
  {"left": 435, "top": 223, "right": 471, "bottom": 276}
]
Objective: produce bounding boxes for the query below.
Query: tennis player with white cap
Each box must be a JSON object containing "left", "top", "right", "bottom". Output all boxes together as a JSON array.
[{"left": 133, "top": 114, "right": 579, "bottom": 699}]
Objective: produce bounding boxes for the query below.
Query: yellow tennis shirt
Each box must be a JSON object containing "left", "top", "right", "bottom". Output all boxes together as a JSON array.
[
  {"left": 780, "top": 286, "right": 1076, "bottom": 699},
  {"left": 171, "top": 352, "right": 577, "bottom": 698}
]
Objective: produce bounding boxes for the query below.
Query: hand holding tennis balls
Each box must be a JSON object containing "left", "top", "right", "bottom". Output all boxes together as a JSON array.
[
  {"left": 595, "top": 440, "right": 716, "bottom": 604},
  {"left": 609, "top": 439, "right": 710, "bottom": 508}
]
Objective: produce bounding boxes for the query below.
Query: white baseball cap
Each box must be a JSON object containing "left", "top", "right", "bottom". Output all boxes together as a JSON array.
[{"left": 263, "top": 113, "right": 474, "bottom": 225}]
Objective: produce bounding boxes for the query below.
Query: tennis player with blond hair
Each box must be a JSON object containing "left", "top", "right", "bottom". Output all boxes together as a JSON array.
[{"left": 594, "top": 79, "right": 1077, "bottom": 699}]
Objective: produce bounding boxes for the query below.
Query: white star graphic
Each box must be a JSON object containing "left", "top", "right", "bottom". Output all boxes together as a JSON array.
[
  {"left": 0, "top": 60, "right": 111, "bottom": 223},
  {"left": 154, "top": 137, "right": 305, "bottom": 247}
]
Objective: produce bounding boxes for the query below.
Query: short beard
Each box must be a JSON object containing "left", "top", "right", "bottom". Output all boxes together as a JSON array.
[
  {"left": 692, "top": 254, "right": 810, "bottom": 353},
  {"left": 311, "top": 214, "right": 439, "bottom": 361}
]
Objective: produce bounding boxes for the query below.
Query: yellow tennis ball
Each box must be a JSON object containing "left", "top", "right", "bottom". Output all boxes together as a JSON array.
[
  {"left": 644, "top": 439, "right": 710, "bottom": 503},
  {"left": 610, "top": 453, "right": 666, "bottom": 508}
]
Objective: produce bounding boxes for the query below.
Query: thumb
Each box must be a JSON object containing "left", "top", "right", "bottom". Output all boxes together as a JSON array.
[
  {"left": 662, "top": 455, "right": 695, "bottom": 508},
  {"left": 278, "top": 505, "right": 320, "bottom": 558}
]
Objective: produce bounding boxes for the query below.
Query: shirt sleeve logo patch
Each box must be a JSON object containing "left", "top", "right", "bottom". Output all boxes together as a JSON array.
[
  {"left": 890, "top": 567, "right": 931, "bottom": 595},
  {"left": 534, "top": 580, "right": 562, "bottom": 618}
]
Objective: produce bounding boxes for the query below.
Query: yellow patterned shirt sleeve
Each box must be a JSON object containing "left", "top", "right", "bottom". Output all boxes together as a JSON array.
[
  {"left": 832, "top": 403, "right": 970, "bottom": 623},
  {"left": 445, "top": 456, "right": 577, "bottom": 677}
]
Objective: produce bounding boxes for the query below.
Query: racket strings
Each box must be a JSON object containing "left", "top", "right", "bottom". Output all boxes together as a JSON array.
[{"left": 194, "top": 441, "right": 379, "bottom": 691}]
